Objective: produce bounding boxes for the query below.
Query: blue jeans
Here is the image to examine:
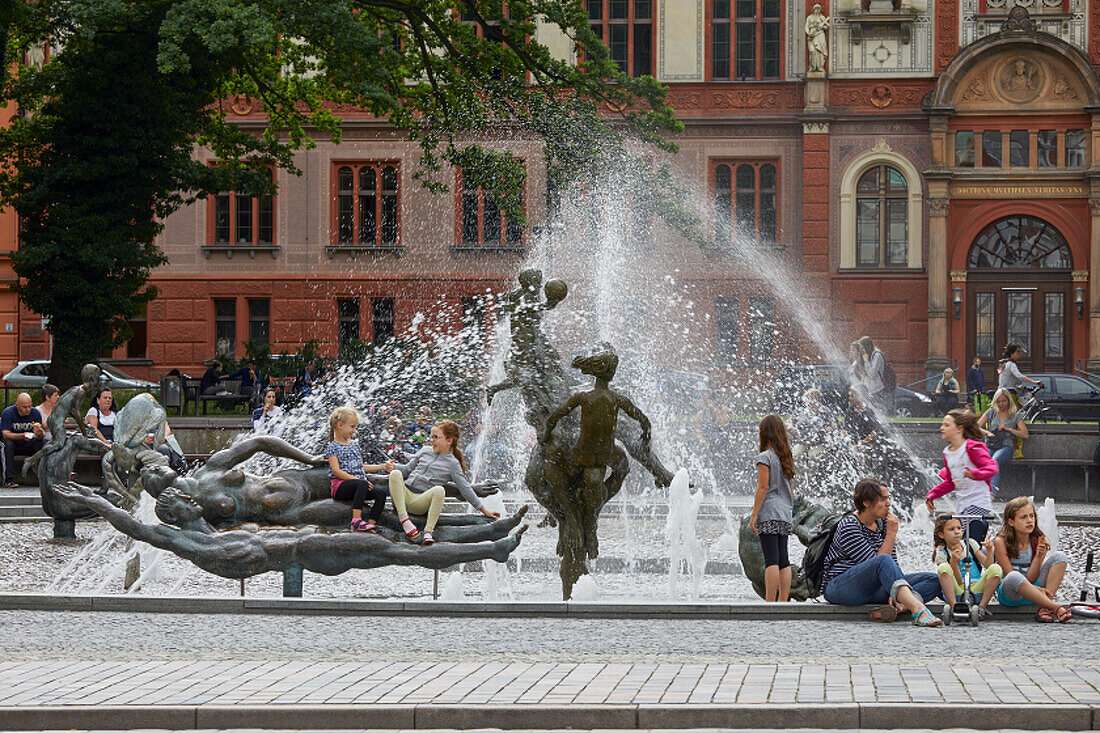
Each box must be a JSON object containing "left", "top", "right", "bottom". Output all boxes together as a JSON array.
[
  {"left": 989, "top": 445, "right": 1013, "bottom": 492},
  {"left": 824, "top": 555, "right": 944, "bottom": 606}
]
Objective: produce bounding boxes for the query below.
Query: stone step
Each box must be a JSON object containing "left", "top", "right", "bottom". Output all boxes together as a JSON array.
[
  {"left": 0, "top": 505, "right": 49, "bottom": 519},
  {"left": 0, "top": 493, "right": 40, "bottom": 507}
]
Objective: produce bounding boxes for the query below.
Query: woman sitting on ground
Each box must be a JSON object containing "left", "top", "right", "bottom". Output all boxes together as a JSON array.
[{"left": 820, "top": 478, "right": 944, "bottom": 626}]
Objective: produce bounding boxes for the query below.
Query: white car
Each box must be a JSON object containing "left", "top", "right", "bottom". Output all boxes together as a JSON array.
[{"left": 1, "top": 360, "right": 158, "bottom": 390}]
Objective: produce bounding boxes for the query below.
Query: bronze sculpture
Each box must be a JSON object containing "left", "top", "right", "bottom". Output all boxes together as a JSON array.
[
  {"left": 489, "top": 271, "right": 673, "bottom": 599},
  {"left": 738, "top": 494, "right": 833, "bottom": 601},
  {"left": 56, "top": 482, "right": 526, "bottom": 579},
  {"left": 24, "top": 364, "right": 110, "bottom": 538}
]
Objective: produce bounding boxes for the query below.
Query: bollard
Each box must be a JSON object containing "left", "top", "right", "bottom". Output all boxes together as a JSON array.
[{"left": 283, "top": 564, "right": 303, "bottom": 597}]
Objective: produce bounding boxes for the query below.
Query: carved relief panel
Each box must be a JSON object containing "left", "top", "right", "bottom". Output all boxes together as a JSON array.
[
  {"left": 657, "top": 0, "right": 705, "bottom": 82},
  {"left": 952, "top": 49, "right": 1087, "bottom": 112},
  {"left": 959, "top": 0, "right": 1087, "bottom": 53},
  {"left": 787, "top": 0, "right": 935, "bottom": 77}
]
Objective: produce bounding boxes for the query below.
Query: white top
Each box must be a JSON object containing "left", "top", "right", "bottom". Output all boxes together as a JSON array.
[
  {"left": 252, "top": 405, "right": 284, "bottom": 435},
  {"left": 943, "top": 443, "right": 993, "bottom": 512},
  {"left": 86, "top": 407, "right": 115, "bottom": 428},
  {"left": 998, "top": 360, "right": 1027, "bottom": 390}
]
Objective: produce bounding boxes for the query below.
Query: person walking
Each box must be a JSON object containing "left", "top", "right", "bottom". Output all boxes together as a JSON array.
[{"left": 966, "top": 357, "right": 986, "bottom": 412}]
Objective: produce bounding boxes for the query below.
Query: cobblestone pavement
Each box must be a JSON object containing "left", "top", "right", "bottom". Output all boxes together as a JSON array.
[{"left": 2, "top": 611, "right": 1099, "bottom": 708}]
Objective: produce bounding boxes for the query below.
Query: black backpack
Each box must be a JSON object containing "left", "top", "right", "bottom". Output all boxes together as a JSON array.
[
  {"left": 881, "top": 357, "right": 897, "bottom": 394},
  {"left": 802, "top": 511, "right": 853, "bottom": 593}
]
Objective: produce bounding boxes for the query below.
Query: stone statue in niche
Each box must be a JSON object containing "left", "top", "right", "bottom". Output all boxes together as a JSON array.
[{"left": 805, "top": 5, "right": 830, "bottom": 74}]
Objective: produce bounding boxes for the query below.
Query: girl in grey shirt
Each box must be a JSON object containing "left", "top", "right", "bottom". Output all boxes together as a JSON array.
[{"left": 750, "top": 414, "right": 796, "bottom": 602}]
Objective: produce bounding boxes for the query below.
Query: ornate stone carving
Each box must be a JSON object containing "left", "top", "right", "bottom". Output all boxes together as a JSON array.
[
  {"left": 668, "top": 90, "right": 704, "bottom": 109},
  {"left": 869, "top": 86, "right": 893, "bottom": 108},
  {"left": 961, "top": 75, "right": 989, "bottom": 101},
  {"left": 871, "top": 138, "right": 893, "bottom": 154},
  {"left": 710, "top": 89, "right": 796, "bottom": 108},
  {"left": 950, "top": 270, "right": 967, "bottom": 283},
  {"left": 803, "top": 122, "right": 830, "bottom": 134},
  {"left": 229, "top": 95, "right": 256, "bottom": 115},
  {"left": 1073, "top": 270, "right": 1089, "bottom": 283},
  {"left": 928, "top": 196, "right": 950, "bottom": 215},
  {"left": 1089, "top": 198, "right": 1100, "bottom": 216},
  {"left": 936, "top": 2, "right": 959, "bottom": 72},
  {"left": 996, "top": 56, "right": 1043, "bottom": 104},
  {"left": 1000, "top": 6, "right": 1037, "bottom": 34},
  {"left": 1052, "top": 74, "right": 1080, "bottom": 100}
]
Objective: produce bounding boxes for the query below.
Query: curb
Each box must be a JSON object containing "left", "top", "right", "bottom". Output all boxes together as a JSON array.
[
  {"left": 0, "top": 592, "right": 1042, "bottom": 620},
  {"left": 0, "top": 703, "right": 1095, "bottom": 730}
]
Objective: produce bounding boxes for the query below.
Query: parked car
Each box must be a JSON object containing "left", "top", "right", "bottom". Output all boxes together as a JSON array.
[
  {"left": 1, "top": 360, "right": 158, "bottom": 390},
  {"left": 769, "top": 364, "right": 851, "bottom": 414},
  {"left": 1019, "top": 373, "right": 1100, "bottom": 422},
  {"left": 894, "top": 386, "right": 934, "bottom": 418},
  {"left": 771, "top": 363, "right": 934, "bottom": 417}
]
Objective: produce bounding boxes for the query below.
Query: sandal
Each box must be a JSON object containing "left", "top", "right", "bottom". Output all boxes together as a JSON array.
[
  {"left": 912, "top": 608, "right": 943, "bottom": 627},
  {"left": 868, "top": 605, "right": 897, "bottom": 623},
  {"left": 1054, "top": 605, "right": 1072, "bottom": 623},
  {"left": 350, "top": 518, "right": 376, "bottom": 532},
  {"left": 1035, "top": 607, "right": 1055, "bottom": 623},
  {"left": 421, "top": 531, "right": 435, "bottom": 546},
  {"left": 399, "top": 516, "right": 421, "bottom": 540},
  {"left": 975, "top": 606, "right": 994, "bottom": 621}
]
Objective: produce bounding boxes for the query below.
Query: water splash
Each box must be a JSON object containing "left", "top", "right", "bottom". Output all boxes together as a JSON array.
[{"left": 665, "top": 468, "right": 705, "bottom": 600}]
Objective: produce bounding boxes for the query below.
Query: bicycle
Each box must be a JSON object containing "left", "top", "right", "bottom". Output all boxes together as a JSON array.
[{"left": 1015, "top": 383, "right": 1067, "bottom": 424}]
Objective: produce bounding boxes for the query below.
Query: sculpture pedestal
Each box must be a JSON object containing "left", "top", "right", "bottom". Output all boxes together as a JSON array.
[
  {"left": 52, "top": 519, "right": 76, "bottom": 540},
  {"left": 804, "top": 72, "right": 827, "bottom": 114},
  {"left": 283, "top": 564, "right": 303, "bottom": 597}
]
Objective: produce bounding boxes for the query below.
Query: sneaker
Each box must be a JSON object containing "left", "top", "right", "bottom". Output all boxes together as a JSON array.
[{"left": 3, "top": 482, "right": 17, "bottom": 489}]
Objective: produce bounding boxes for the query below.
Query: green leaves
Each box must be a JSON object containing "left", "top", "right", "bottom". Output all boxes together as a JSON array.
[{"left": 0, "top": 0, "right": 690, "bottom": 381}]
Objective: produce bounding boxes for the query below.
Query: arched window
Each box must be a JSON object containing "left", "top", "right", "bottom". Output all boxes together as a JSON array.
[
  {"left": 967, "top": 216, "right": 1072, "bottom": 269},
  {"left": 839, "top": 146, "right": 922, "bottom": 270},
  {"left": 855, "top": 165, "right": 907, "bottom": 267}
]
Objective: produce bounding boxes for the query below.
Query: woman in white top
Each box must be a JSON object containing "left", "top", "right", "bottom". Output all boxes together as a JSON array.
[
  {"left": 997, "top": 342, "right": 1040, "bottom": 404},
  {"left": 86, "top": 388, "right": 117, "bottom": 444},
  {"left": 251, "top": 388, "right": 284, "bottom": 435}
]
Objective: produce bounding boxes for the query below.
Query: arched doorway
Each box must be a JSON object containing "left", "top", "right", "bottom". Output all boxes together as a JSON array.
[{"left": 967, "top": 215, "right": 1073, "bottom": 378}]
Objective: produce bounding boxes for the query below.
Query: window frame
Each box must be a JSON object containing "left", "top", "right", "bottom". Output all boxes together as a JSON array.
[
  {"left": 206, "top": 166, "right": 277, "bottom": 249},
  {"left": 247, "top": 298, "right": 270, "bottom": 347},
  {"left": 588, "top": 0, "right": 654, "bottom": 77},
  {"left": 214, "top": 299, "right": 237, "bottom": 359},
  {"left": 453, "top": 168, "right": 526, "bottom": 250},
  {"left": 710, "top": 159, "right": 780, "bottom": 249},
  {"left": 329, "top": 160, "right": 402, "bottom": 253},
  {"left": 854, "top": 164, "right": 909, "bottom": 269},
  {"left": 839, "top": 150, "right": 923, "bottom": 271},
  {"left": 372, "top": 297, "right": 395, "bottom": 343},
  {"left": 337, "top": 297, "right": 362, "bottom": 354},
  {"left": 708, "top": 0, "right": 783, "bottom": 81}
]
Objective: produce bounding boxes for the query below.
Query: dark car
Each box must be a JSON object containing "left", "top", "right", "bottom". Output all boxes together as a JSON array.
[
  {"left": 770, "top": 364, "right": 851, "bottom": 414},
  {"left": 894, "top": 386, "right": 934, "bottom": 418},
  {"left": 1022, "top": 373, "right": 1100, "bottom": 422}
]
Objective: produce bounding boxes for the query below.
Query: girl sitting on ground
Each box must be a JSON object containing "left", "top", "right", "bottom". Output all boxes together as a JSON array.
[
  {"left": 925, "top": 409, "right": 997, "bottom": 542},
  {"left": 326, "top": 407, "right": 392, "bottom": 532},
  {"left": 389, "top": 419, "right": 499, "bottom": 546},
  {"left": 749, "top": 414, "right": 795, "bottom": 603},
  {"left": 993, "top": 496, "right": 1072, "bottom": 623},
  {"left": 932, "top": 514, "right": 1002, "bottom": 620}
]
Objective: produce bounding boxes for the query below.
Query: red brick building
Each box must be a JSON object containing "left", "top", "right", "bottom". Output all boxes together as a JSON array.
[{"left": 7, "top": 1, "right": 1100, "bottom": 390}]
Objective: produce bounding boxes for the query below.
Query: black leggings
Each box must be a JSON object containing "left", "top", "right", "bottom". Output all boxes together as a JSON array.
[
  {"left": 759, "top": 533, "right": 790, "bottom": 569},
  {"left": 333, "top": 479, "right": 387, "bottom": 521}
]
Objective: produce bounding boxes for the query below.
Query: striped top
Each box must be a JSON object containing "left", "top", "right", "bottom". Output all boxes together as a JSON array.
[{"left": 820, "top": 514, "right": 895, "bottom": 591}]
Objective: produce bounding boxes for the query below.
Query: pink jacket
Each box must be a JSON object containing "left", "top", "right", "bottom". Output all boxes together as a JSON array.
[{"left": 926, "top": 438, "right": 999, "bottom": 500}]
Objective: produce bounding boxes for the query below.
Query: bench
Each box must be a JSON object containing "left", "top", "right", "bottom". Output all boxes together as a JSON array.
[
  {"left": 1011, "top": 458, "right": 1093, "bottom": 502},
  {"left": 193, "top": 379, "right": 251, "bottom": 415}
]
